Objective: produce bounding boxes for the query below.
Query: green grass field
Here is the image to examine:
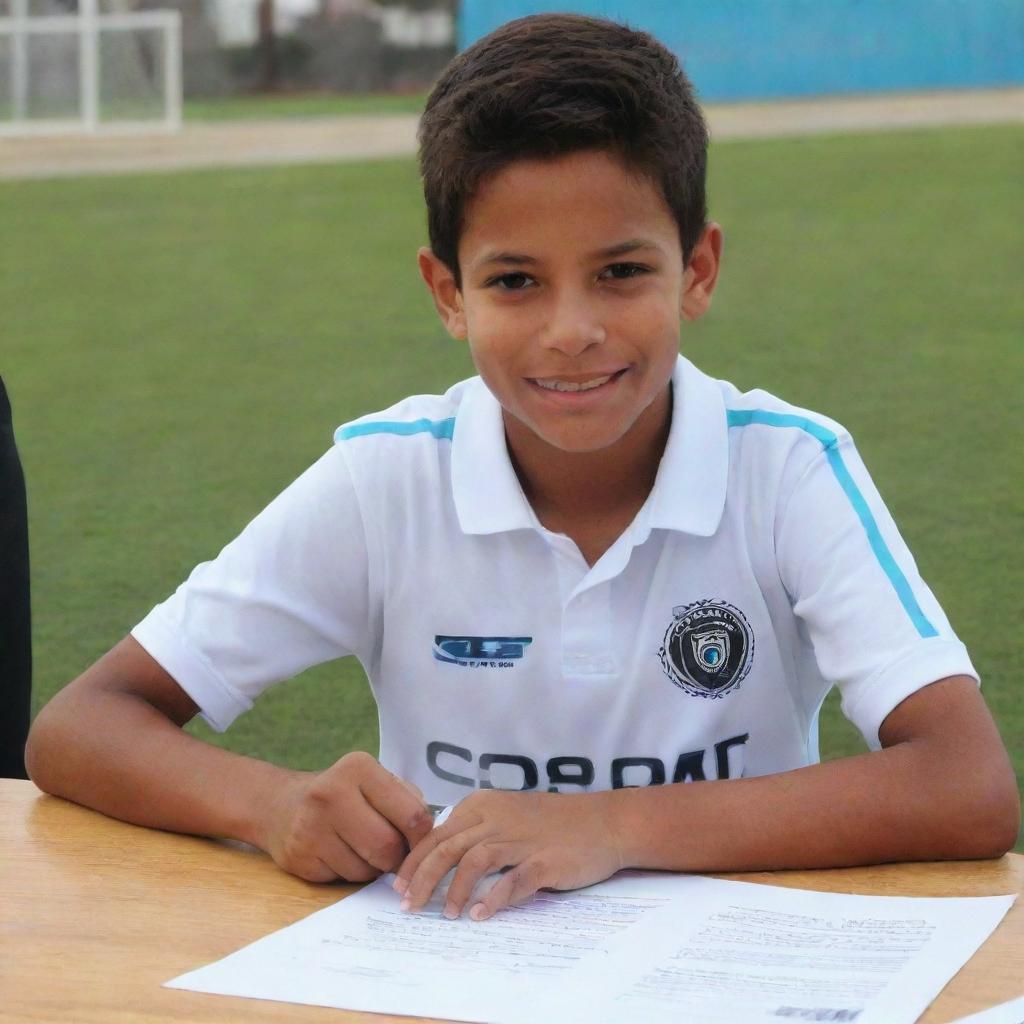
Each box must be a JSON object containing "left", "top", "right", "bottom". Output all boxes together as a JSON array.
[{"left": 2, "top": 124, "right": 1021, "bottom": 845}]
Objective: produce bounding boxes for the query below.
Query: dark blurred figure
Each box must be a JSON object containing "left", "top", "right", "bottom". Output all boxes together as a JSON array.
[{"left": 1, "top": 376, "right": 31, "bottom": 779}]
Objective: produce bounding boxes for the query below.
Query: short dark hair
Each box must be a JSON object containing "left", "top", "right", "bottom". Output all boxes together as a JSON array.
[{"left": 418, "top": 13, "right": 709, "bottom": 288}]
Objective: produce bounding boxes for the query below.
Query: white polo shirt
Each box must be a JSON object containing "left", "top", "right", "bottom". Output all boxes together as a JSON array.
[{"left": 132, "top": 355, "right": 976, "bottom": 806}]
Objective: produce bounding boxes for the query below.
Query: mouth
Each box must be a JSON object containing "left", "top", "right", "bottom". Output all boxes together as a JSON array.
[{"left": 528, "top": 369, "right": 628, "bottom": 394}]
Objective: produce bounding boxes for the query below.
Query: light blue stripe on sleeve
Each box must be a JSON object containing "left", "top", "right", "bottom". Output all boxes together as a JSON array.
[
  {"left": 727, "top": 408, "right": 939, "bottom": 639},
  {"left": 335, "top": 417, "right": 456, "bottom": 442}
]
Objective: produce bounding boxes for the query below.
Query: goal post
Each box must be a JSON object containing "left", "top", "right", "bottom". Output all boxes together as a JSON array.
[{"left": 0, "top": 0, "right": 183, "bottom": 135}]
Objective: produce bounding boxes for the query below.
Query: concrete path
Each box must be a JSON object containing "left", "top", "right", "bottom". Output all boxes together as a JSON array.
[{"left": 1, "top": 87, "right": 1021, "bottom": 180}]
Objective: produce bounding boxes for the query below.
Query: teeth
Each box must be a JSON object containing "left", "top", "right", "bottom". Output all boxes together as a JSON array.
[{"left": 535, "top": 374, "right": 613, "bottom": 393}]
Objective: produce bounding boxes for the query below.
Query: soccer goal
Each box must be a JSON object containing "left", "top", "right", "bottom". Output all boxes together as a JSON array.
[{"left": 0, "top": 0, "right": 182, "bottom": 135}]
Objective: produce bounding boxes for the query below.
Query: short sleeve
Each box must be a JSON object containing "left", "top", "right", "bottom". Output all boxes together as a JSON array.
[
  {"left": 775, "top": 433, "right": 977, "bottom": 749},
  {"left": 131, "top": 444, "right": 373, "bottom": 732}
]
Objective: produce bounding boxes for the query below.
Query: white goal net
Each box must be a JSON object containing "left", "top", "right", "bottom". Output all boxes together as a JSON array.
[{"left": 0, "top": 0, "right": 182, "bottom": 135}]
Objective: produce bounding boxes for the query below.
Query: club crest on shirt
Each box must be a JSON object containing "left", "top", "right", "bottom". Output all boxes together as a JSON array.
[{"left": 659, "top": 599, "right": 754, "bottom": 698}]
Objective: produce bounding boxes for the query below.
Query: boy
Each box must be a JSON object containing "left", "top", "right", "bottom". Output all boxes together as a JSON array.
[{"left": 27, "top": 14, "right": 1018, "bottom": 924}]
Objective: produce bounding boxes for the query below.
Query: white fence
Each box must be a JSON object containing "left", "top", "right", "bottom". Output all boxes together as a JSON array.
[{"left": 0, "top": 0, "right": 182, "bottom": 135}]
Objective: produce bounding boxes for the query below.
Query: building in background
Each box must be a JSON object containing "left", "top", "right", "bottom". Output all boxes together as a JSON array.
[
  {"left": 459, "top": 0, "right": 1024, "bottom": 101},
  {"left": 214, "top": 0, "right": 451, "bottom": 50},
  {"left": 6, "top": 0, "right": 1020, "bottom": 110},
  {"left": 85, "top": 0, "right": 454, "bottom": 94},
  {"left": 290, "top": 0, "right": 453, "bottom": 92}
]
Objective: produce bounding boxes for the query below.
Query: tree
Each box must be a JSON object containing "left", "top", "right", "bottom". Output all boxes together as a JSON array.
[{"left": 257, "top": 0, "right": 280, "bottom": 91}]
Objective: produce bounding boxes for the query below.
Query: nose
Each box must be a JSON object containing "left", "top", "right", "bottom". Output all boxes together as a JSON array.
[{"left": 539, "top": 286, "right": 606, "bottom": 356}]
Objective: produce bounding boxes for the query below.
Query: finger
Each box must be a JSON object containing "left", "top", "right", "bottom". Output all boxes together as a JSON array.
[
  {"left": 401, "top": 824, "right": 492, "bottom": 912},
  {"left": 469, "top": 858, "right": 545, "bottom": 921},
  {"left": 403, "top": 778, "right": 425, "bottom": 801},
  {"left": 442, "top": 845, "right": 512, "bottom": 919},
  {"left": 358, "top": 763, "right": 433, "bottom": 849},
  {"left": 394, "top": 825, "right": 441, "bottom": 894},
  {"left": 316, "top": 829, "right": 381, "bottom": 883},
  {"left": 280, "top": 829, "right": 376, "bottom": 884},
  {"left": 394, "top": 808, "right": 481, "bottom": 895},
  {"left": 291, "top": 858, "right": 339, "bottom": 884},
  {"left": 337, "top": 800, "right": 410, "bottom": 874}
]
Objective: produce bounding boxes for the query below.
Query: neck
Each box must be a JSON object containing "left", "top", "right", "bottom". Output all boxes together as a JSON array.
[{"left": 504, "top": 386, "right": 672, "bottom": 527}]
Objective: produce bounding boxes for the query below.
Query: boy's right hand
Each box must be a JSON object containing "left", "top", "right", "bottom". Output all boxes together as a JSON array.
[{"left": 259, "top": 751, "right": 433, "bottom": 883}]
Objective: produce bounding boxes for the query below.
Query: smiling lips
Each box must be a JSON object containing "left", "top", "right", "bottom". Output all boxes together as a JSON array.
[{"left": 530, "top": 369, "right": 627, "bottom": 393}]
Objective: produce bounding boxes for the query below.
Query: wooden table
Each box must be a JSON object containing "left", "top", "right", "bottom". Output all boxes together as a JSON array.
[{"left": 2, "top": 778, "right": 1022, "bottom": 1023}]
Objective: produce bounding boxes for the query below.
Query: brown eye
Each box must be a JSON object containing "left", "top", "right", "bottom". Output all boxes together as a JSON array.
[
  {"left": 602, "top": 263, "right": 648, "bottom": 280},
  {"left": 492, "top": 273, "right": 533, "bottom": 290}
]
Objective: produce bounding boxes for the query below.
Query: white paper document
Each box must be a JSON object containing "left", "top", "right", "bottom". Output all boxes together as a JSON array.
[
  {"left": 952, "top": 995, "right": 1024, "bottom": 1024},
  {"left": 167, "top": 872, "right": 1014, "bottom": 1024}
]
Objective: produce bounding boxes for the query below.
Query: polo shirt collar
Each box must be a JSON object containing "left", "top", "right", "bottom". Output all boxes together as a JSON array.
[
  {"left": 451, "top": 377, "right": 537, "bottom": 535},
  {"left": 647, "top": 354, "right": 729, "bottom": 536},
  {"left": 451, "top": 355, "right": 729, "bottom": 538}
]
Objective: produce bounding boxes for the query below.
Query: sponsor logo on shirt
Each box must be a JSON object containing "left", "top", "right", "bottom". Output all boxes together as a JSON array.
[
  {"left": 433, "top": 635, "right": 533, "bottom": 668},
  {"left": 426, "top": 732, "right": 749, "bottom": 791},
  {"left": 659, "top": 599, "right": 754, "bottom": 698}
]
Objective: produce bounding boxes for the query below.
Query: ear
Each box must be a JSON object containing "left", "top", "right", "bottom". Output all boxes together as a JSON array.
[
  {"left": 418, "top": 247, "right": 467, "bottom": 340},
  {"left": 681, "top": 223, "right": 723, "bottom": 322}
]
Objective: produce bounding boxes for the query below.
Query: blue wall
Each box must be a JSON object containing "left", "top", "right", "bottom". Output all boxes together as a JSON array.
[{"left": 459, "top": 1, "right": 1024, "bottom": 101}]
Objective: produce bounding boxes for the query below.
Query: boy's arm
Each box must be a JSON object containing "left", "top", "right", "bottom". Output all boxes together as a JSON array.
[
  {"left": 26, "top": 636, "right": 432, "bottom": 881},
  {"left": 396, "top": 675, "right": 1020, "bottom": 919}
]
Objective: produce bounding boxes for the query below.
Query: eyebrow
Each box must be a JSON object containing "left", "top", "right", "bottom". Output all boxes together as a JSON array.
[{"left": 475, "top": 238, "right": 662, "bottom": 269}]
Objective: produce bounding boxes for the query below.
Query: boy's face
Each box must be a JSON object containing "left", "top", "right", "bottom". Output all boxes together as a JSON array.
[{"left": 419, "top": 149, "right": 720, "bottom": 456}]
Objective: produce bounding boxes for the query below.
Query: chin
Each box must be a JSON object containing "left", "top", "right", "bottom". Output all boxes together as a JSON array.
[{"left": 537, "top": 427, "right": 625, "bottom": 454}]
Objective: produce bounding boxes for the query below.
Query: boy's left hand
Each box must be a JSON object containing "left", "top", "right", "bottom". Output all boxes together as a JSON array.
[{"left": 393, "top": 790, "right": 622, "bottom": 921}]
